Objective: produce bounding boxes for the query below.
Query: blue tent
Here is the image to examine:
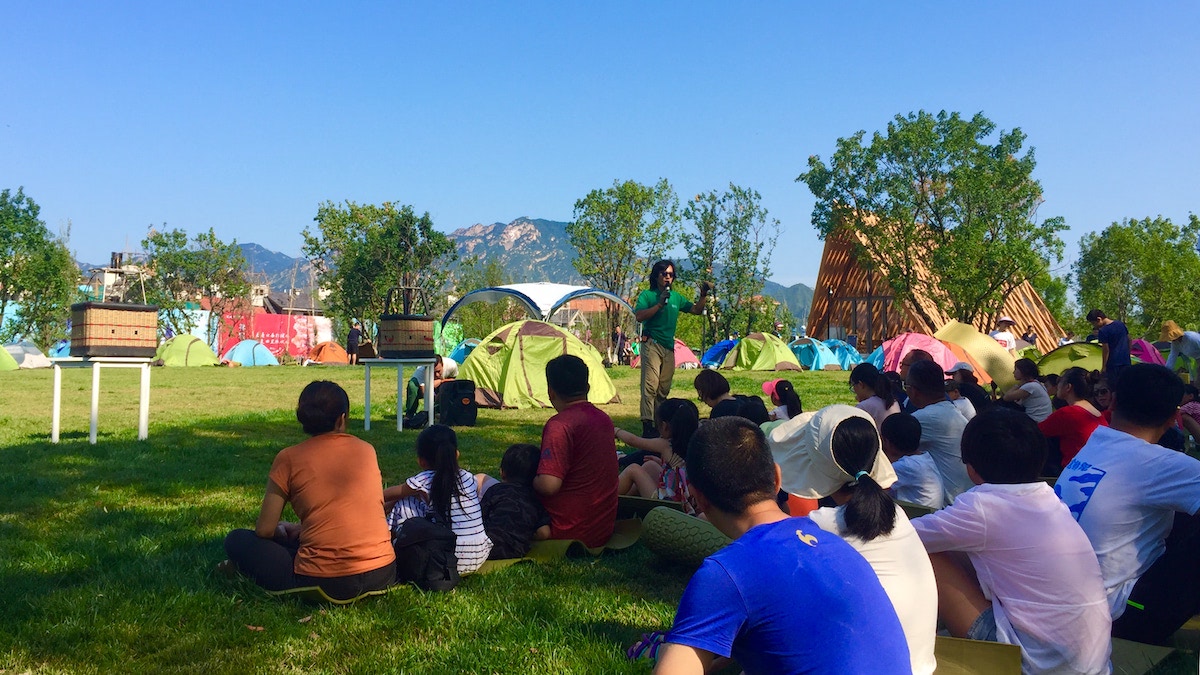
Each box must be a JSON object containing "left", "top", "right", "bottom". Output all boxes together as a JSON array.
[
  {"left": 866, "top": 345, "right": 885, "bottom": 369},
  {"left": 823, "top": 339, "right": 864, "bottom": 370},
  {"left": 449, "top": 338, "right": 481, "bottom": 364},
  {"left": 700, "top": 339, "right": 738, "bottom": 368},
  {"left": 49, "top": 339, "right": 71, "bottom": 358},
  {"left": 221, "top": 339, "right": 279, "bottom": 366},
  {"left": 790, "top": 337, "right": 839, "bottom": 371}
]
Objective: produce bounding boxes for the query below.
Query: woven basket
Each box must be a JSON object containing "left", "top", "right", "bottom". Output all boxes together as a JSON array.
[
  {"left": 378, "top": 287, "right": 435, "bottom": 358},
  {"left": 70, "top": 302, "right": 158, "bottom": 357}
]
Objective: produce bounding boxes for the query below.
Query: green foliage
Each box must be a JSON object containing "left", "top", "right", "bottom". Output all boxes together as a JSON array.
[
  {"left": 1029, "top": 267, "right": 1075, "bottom": 333},
  {"left": 303, "top": 201, "right": 457, "bottom": 339},
  {"left": 142, "top": 227, "right": 251, "bottom": 344},
  {"left": 680, "top": 185, "right": 780, "bottom": 349},
  {"left": 0, "top": 188, "right": 81, "bottom": 349},
  {"left": 452, "top": 255, "right": 526, "bottom": 340},
  {"left": 1074, "top": 215, "right": 1200, "bottom": 339},
  {"left": 798, "top": 110, "right": 1067, "bottom": 328}
]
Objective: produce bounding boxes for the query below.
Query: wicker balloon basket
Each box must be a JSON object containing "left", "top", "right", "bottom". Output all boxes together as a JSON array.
[
  {"left": 378, "top": 288, "right": 435, "bottom": 358},
  {"left": 70, "top": 302, "right": 159, "bottom": 357}
]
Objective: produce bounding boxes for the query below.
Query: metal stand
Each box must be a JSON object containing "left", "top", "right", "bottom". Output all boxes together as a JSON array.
[
  {"left": 360, "top": 357, "right": 438, "bottom": 431},
  {"left": 51, "top": 357, "right": 153, "bottom": 444}
]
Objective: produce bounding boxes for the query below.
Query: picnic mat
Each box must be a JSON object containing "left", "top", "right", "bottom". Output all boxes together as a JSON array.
[
  {"left": 617, "top": 494, "right": 685, "bottom": 520},
  {"left": 474, "top": 517, "right": 644, "bottom": 572},
  {"left": 1111, "top": 638, "right": 1177, "bottom": 674},
  {"left": 933, "top": 636, "right": 1021, "bottom": 674},
  {"left": 640, "top": 506, "right": 730, "bottom": 568},
  {"left": 266, "top": 583, "right": 400, "bottom": 606}
]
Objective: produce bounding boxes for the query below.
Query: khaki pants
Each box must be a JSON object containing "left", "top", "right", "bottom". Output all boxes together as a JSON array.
[{"left": 640, "top": 339, "right": 675, "bottom": 422}]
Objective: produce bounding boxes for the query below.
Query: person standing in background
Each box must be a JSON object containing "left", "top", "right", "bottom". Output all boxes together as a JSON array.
[
  {"left": 1087, "top": 309, "right": 1131, "bottom": 386},
  {"left": 346, "top": 321, "right": 362, "bottom": 366}
]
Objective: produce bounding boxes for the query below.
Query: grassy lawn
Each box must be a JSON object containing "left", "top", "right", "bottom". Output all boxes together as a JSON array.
[{"left": 3, "top": 365, "right": 1195, "bottom": 673}]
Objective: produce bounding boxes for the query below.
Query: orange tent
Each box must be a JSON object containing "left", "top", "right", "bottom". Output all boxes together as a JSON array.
[
  {"left": 939, "top": 340, "right": 993, "bottom": 385},
  {"left": 309, "top": 341, "right": 350, "bottom": 365}
]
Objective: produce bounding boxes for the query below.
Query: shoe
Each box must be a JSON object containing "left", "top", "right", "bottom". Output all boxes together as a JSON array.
[{"left": 216, "top": 559, "right": 238, "bottom": 579}]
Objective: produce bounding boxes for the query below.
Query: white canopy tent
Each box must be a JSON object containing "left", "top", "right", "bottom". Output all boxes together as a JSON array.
[{"left": 440, "top": 283, "right": 635, "bottom": 327}]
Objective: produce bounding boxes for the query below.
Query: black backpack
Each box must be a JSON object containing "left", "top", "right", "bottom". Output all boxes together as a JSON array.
[
  {"left": 437, "top": 379, "right": 478, "bottom": 427},
  {"left": 392, "top": 516, "right": 460, "bottom": 592}
]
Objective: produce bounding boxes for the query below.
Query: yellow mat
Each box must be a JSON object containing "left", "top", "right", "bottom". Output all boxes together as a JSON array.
[
  {"left": 266, "top": 583, "right": 400, "bottom": 606},
  {"left": 933, "top": 636, "right": 1021, "bottom": 674},
  {"left": 474, "top": 518, "right": 644, "bottom": 569}
]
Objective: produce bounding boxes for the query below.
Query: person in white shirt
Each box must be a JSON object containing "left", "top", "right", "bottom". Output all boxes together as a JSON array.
[
  {"left": 881, "top": 412, "right": 944, "bottom": 510},
  {"left": 945, "top": 380, "right": 976, "bottom": 421},
  {"left": 1162, "top": 320, "right": 1200, "bottom": 384},
  {"left": 907, "top": 360, "right": 973, "bottom": 504},
  {"left": 786, "top": 405, "right": 938, "bottom": 675},
  {"left": 913, "top": 408, "right": 1111, "bottom": 674},
  {"left": 989, "top": 316, "right": 1017, "bottom": 351},
  {"left": 1056, "top": 363, "right": 1200, "bottom": 645},
  {"left": 1002, "top": 358, "right": 1053, "bottom": 423}
]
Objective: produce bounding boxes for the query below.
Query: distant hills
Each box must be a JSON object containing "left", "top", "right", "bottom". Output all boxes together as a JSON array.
[{"left": 81, "top": 218, "right": 815, "bottom": 321}]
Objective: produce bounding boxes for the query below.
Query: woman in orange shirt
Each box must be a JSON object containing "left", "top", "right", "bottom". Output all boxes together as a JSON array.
[{"left": 222, "top": 381, "right": 396, "bottom": 599}]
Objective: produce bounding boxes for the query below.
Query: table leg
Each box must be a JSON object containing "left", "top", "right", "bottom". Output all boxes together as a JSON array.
[
  {"left": 138, "top": 363, "right": 150, "bottom": 440},
  {"left": 397, "top": 366, "right": 405, "bottom": 432},
  {"left": 364, "top": 364, "right": 372, "bottom": 431},
  {"left": 90, "top": 362, "right": 101, "bottom": 445},
  {"left": 424, "top": 364, "right": 434, "bottom": 424},
  {"left": 52, "top": 364, "right": 62, "bottom": 443}
]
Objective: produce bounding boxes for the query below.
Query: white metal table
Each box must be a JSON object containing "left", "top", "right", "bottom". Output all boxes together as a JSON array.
[
  {"left": 51, "top": 356, "right": 153, "bottom": 444},
  {"left": 361, "top": 357, "right": 438, "bottom": 431}
]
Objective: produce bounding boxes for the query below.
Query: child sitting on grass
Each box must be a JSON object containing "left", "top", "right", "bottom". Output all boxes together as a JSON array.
[
  {"left": 384, "top": 424, "right": 493, "bottom": 575},
  {"left": 910, "top": 407, "right": 1111, "bottom": 674},
  {"left": 616, "top": 399, "right": 700, "bottom": 514},
  {"left": 762, "top": 378, "right": 802, "bottom": 421},
  {"left": 474, "top": 444, "right": 551, "bottom": 560},
  {"left": 881, "top": 413, "right": 943, "bottom": 510}
]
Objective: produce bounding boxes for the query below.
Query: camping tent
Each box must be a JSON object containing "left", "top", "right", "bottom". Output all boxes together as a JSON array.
[
  {"left": 934, "top": 321, "right": 1017, "bottom": 390},
  {"left": 721, "top": 333, "right": 802, "bottom": 371},
  {"left": 309, "top": 341, "right": 350, "bottom": 365},
  {"left": 442, "top": 283, "right": 635, "bottom": 326},
  {"left": 823, "top": 339, "right": 864, "bottom": 370},
  {"left": 155, "top": 335, "right": 220, "bottom": 367},
  {"left": 49, "top": 339, "right": 70, "bottom": 358},
  {"left": 1131, "top": 338, "right": 1165, "bottom": 366},
  {"left": 0, "top": 346, "right": 19, "bottom": 371},
  {"left": 1037, "top": 342, "right": 1105, "bottom": 376},
  {"left": 458, "top": 320, "right": 619, "bottom": 409},
  {"left": 790, "top": 337, "right": 839, "bottom": 371},
  {"left": 4, "top": 341, "right": 52, "bottom": 369},
  {"left": 700, "top": 339, "right": 737, "bottom": 368},
  {"left": 879, "top": 333, "right": 960, "bottom": 374},
  {"left": 937, "top": 339, "right": 994, "bottom": 386},
  {"left": 222, "top": 339, "right": 280, "bottom": 367},
  {"left": 449, "top": 338, "right": 481, "bottom": 364},
  {"left": 631, "top": 338, "right": 700, "bottom": 370},
  {"left": 866, "top": 345, "right": 884, "bottom": 369}
]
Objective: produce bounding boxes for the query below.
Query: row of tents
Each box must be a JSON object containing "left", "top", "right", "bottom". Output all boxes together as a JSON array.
[{"left": 0, "top": 336, "right": 290, "bottom": 370}]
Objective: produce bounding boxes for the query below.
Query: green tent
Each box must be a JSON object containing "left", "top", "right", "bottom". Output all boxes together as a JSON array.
[
  {"left": 155, "top": 335, "right": 220, "bottom": 367},
  {"left": 721, "top": 332, "right": 802, "bottom": 371},
  {"left": 0, "top": 347, "right": 18, "bottom": 371},
  {"left": 1037, "top": 342, "right": 1103, "bottom": 376},
  {"left": 459, "top": 320, "right": 619, "bottom": 409},
  {"left": 434, "top": 321, "right": 464, "bottom": 357}
]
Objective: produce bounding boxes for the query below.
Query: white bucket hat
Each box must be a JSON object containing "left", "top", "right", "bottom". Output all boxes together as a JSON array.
[{"left": 767, "top": 404, "right": 897, "bottom": 499}]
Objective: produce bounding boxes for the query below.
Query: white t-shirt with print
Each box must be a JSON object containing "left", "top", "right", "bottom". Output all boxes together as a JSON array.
[{"left": 990, "top": 329, "right": 1017, "bottom": 350}]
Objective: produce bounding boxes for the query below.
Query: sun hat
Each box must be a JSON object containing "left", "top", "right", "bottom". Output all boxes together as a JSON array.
[
  {"left": 996, "top": 316, "right": 1015, "bottom": 326},
  {"left": 944, "top": 361, "right": 975, "bottom": 375},
  {"left": 766, "top": 404, "right": 897, "bottom": 499},
  {"left": 761, "top": 378, "right": 784, "bottom": 396},
  {"left": 1162, "top": 320, "right": 1185, "bottom": 342}
]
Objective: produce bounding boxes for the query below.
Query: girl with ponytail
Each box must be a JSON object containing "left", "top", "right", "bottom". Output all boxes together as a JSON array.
[
  {"left": 763, "top": 378, "right": 803, "bottom": 421},
  {"left": 849, "top": 363, "right": 900, "bottom": 427},
  {"left": 384, "top": 424, "right": 493, "bottom": 574},
  {"left": 616, "top": 398, "right": 700, "bottom": 513}
]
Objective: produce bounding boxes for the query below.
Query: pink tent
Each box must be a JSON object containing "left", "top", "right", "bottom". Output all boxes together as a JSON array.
[
  {"left": 1130, "top": 338, "right": 1165, "bottom": 366},
  {"left": 881, "top": 333, "right": 959, "bottom": 373},
  {"left": 631, "top": 338, "right": 700, "bottom": 369}
]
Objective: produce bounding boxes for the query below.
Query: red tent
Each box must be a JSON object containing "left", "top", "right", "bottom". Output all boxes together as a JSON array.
[{"left": 631, "top": 338, "right": 700, "bottom": 369}]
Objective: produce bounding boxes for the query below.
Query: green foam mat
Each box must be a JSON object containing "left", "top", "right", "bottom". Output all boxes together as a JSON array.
[
  {"left": 617, "top": 494, "right": 684, "bottom": 520},
  {"left": 640, "top": 506, "right": 730, "bottom": 567}
]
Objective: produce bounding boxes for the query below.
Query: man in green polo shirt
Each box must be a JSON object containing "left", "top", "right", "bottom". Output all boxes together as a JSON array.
[{"left": 633, "top": 259, "right": 711, "bottom": 437}]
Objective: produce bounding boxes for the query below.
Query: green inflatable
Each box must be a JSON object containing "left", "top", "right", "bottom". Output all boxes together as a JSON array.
[
  {"left": 155, "top": 335, "right": 220, "bottom": 367},
  {"left": 721, "top": 332, "right": 802, "bottom": 371},
  {"left": 459, "top": 320, "right": 619, "bottom": 409}
]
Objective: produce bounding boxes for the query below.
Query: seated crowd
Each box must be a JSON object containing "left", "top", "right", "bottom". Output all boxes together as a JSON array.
[{"left": 221, "top": 350, "right": 1200, "bottom": 675}]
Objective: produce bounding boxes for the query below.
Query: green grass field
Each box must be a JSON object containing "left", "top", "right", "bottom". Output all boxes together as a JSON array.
[{"left": 3, "top": 365, "right": 1195, "bottom": 673}]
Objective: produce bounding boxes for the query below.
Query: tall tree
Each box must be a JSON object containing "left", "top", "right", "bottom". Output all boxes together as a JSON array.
[
  {"left": 1074, "top": 215, "right": 1200, "bottom": 339},
  {"left": 680, "top": 185, "right": 781, "bottom": 349},
  {"left": 0, "top": 188, "right": 80, "bottom": 349},
  {"left": 798, "top": 110, "right": 1067, "bottom": 329},
  {"left": 302, "top": 201, "right": 457, "bottom": 337},
  {"left": 568, "top": 178, "right": 680, "bottom": 353},
  {"left": 142, "top": 227, "right": 249, "bottom": 343}
]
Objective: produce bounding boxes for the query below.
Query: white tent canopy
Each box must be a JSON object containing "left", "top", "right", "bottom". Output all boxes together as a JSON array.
[
  {"left": 5, "top": 340, "right": 52, "bottom": 369},
  {"left": 441, "top": 283, "right": 635, "bottom": 326}
]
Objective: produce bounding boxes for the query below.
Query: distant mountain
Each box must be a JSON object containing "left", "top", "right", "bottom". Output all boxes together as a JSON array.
[
  {"left": 239, "top": 243, "right": 318, "bottom": 294},
  {"left": 763, "top": 279, "right": 813, "bottom": 325}
]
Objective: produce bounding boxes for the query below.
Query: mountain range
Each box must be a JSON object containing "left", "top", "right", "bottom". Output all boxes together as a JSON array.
[{"left": 83, "top": 218, "right": 814, "bottom": 321}]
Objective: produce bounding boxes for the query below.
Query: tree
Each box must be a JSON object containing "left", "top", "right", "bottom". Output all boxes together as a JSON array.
[
  {"left": 569, "top": 179, "right": 679, "bottom": 354},
  {"left": 451, "top": 255, "right": 524, "bottom": 340},
  {"left": 798, "top": 110, "right": 1067, "bottom": 329},
  {"left": 1074, "top": 215, "right": 1200, "bottom": 339},
  {"left": 142, "top": 227, "right": 250, "bottom": 344},
  {"left": 679, "top": 185, "right": 781, "bottom": 349},
  {"left": 302, "top": 201, "right": 457, "bottom": 338},
  {"left": 0, "top": 188, "right": 80, "bottom": 349}
]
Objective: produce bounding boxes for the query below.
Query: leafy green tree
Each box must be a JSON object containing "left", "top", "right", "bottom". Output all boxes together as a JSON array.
[
  {"left": 798, "top": 110, "right": 1067, "bottom": 330},
  {"left": 680, "top": 185, "right": 780, "bottom": 350},
  {"left": 568, "top": 178, "right": 680, "bottom": 353},
  {"left": 1029, "top": 268, "right": 1075, "bottom": 335},
  {"left": 0, "top": 188, "right": 80, "bottom": 349},
  {"left": 451, "top": 255, "right": 525, "bottom": 339},
  {"left": 1074, "top": 215, "right": 1200, "bottom": 339},
  {"left": 303, "top": 201, "right": 457, "bottom": 338},
  {"left": 142, "top": 227, "right": 250, "bottom": 344}
]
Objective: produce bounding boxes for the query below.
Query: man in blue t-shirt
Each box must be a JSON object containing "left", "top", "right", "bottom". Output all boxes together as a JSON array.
[
  {"left": 654, "top": 417, "right": 910, "bottom": 675},
  {"left": 1087, "top": 309, "right": 1131, "bottom": 386}
]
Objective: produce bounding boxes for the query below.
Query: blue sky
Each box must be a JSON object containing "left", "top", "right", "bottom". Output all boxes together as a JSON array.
[{"left": 2, "top": 2, "right": 1196, "bottom": 289}]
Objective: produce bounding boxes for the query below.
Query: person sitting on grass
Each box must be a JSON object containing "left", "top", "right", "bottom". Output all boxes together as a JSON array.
[
  {"left": 1055, "top": 364, "right": 1200, "bottom": 645},
  {"left": 849, "top": 362, "right": 900, "bottom": 427},
  {"left": 907, "top": 360, "right": 973, "bottom": 504},
  {"left": 617, "top": 399, "right": 700, "bottom": 514},
  {"left": 652, "top": 416, "right": 911, "bottom": 675},
  {"left": 474, "top": 444, "right": 552, "bottom": 560},
  {"left": 221, "top": 381, "right": 396, "bottom": 600},
  {"left": 762, "top": 378, "right": 802, "bottom": 421},
  {"left": 403, "top": 354, "right": 453, "bottom": 424},
  {"left": 1002, "top": 358, "right": 1054, "bottom": 423},
  {"left": 384, "top": 424, "right": 493, "bottom": 575},
  {"left": 692, "top": 369, "right": 738, "bottom": 418},
  {"left": 881, "top": 412, "right": 944, "bottom": 510},
  {"left": 912, "top": 408, "right": 1111, "bottom": 673},
  {"left": 1038, "top": 366, "right": 1106, "bottom": 470},
  {"left": 799, "top": 406, "right": 938, "bottom": 675}
]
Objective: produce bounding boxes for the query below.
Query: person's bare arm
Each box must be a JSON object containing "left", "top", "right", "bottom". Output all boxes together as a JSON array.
[
  {"left": 653, "top": 643, "right": 715, "bottom": 675},
  {"left": 615, "top": 428, "right": 672, "bottom": 455},
  {"left": 533, "top": 525, "right": 551, "bottom": 540},
  {"left": 255, "top": 479, "right": 288, "bottom": 539},
  {"left": 533, "top": 474, "right": 563, "bottom": 497},
  {"left": 1003, "top": 385, "right": 1030, "bottom": 402},
  {"left": 1182, "top": 414, "right": 1200, "bottom": 443},
  {"left": 1101, "top": 344, "right": 1110, "bottom": 373},
  {"left": 383, "top": 483, "right": 422, "bottom": 502}
]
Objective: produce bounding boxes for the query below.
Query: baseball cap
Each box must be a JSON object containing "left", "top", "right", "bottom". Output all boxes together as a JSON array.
[
  {"left": 761, "top": 379, "right": 784, "bottom": 396},
  {"left": 944, "top": 362, "right": 974, "bottom": 375}
]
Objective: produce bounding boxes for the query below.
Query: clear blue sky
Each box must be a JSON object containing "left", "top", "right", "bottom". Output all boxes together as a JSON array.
[{"left": 3, "top": 2, "right": 1196, "bottom": 288}]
